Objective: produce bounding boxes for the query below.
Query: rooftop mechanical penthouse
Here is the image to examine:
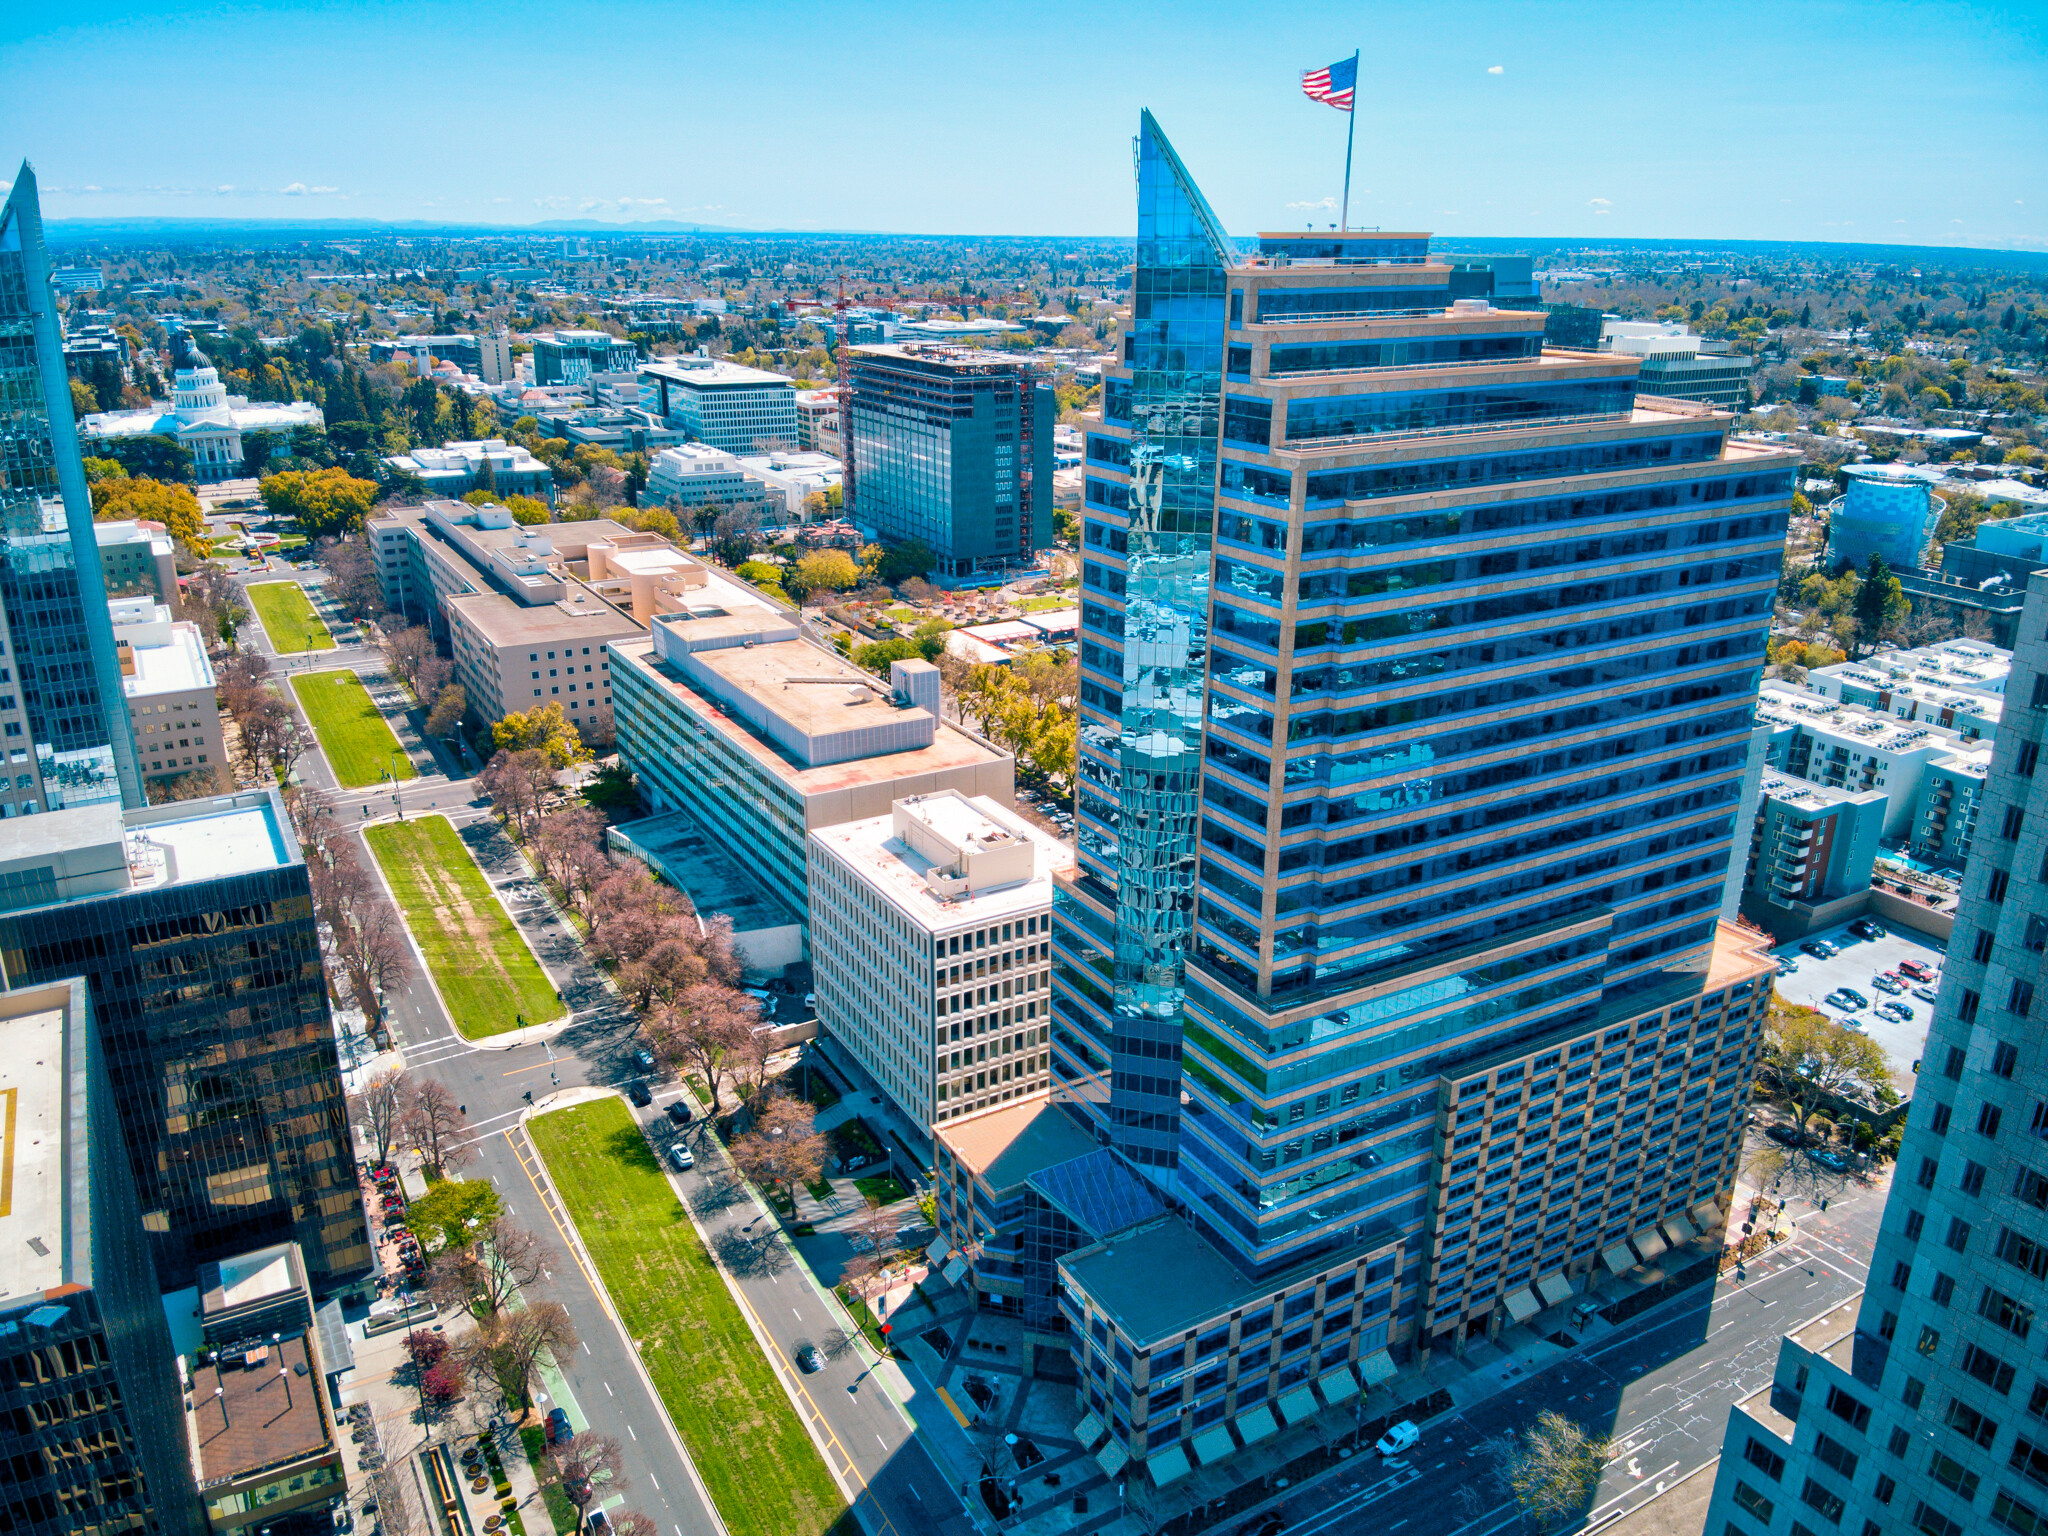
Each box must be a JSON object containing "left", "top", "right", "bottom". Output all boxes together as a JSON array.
[{"left": 932, "top": 111, "right": 1796, "bottom": 1491}]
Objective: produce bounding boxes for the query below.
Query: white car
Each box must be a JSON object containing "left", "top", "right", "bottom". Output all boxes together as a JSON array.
[{"left": 1375, "top": 1420, "right": 1420, "bottom": 1457}]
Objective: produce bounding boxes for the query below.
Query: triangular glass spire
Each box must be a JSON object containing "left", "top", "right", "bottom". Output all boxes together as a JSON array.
[{"left": 1136, "top": 109, "right": 1233, "bottom": 270}]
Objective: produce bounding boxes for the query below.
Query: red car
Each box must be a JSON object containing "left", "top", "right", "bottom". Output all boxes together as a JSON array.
[{"left": 1899, "top": 959, "right": 1935, "bottom": 982}]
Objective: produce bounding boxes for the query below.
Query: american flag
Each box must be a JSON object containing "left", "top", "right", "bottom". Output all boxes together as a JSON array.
[{"left": 1301, "top": 54, "right": 1357, "bottom": 111}]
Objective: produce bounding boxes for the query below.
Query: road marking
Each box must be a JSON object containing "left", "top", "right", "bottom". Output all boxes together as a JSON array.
[
  {"left": 648, "top": 1476, "right": 658, "bottom": 1491},
  {"left": 793, "top": 1307, "right": 802, "bottom": 1319},
  {"left": 502, "top": 1059, "right": 558, "bottom": 1076},
  {"left": 627, "top": 1424, "right": 637, "bottom": 1440},
  {"left": 876, "top": 1434, "right": 887, "bottom": 1448},
  {"left": 908, "top": 1487, "right": 920, "bottom": 1502},
  {"left": 936, "top": 1387, "right": 972, "bottom": 1427},
  {"left": 604, "top": 1382, "right": 613, "bottom": 1397},
  {"left": 582, "top": 1342, "right": 590, "bottom": 1355}
]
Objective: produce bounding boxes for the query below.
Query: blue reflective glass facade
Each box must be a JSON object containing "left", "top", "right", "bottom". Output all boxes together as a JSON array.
[
  {"left": 0, "top": 164, "right": 142, "bottom": 814},
  {"left": 1047, "top": 118, "right": 1791, "bottom": 1449}
]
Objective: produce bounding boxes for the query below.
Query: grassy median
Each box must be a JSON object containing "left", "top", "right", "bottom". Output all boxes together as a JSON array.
[
  {"left": 247, "top": 581, "right": 334, "bottom": 652},
  {"left": 526, "top": 1100, "right": 849, "bottom": 1536},
  {"left": 365, "top": 815, "right": 561, "bottom": 1038},
  {"left": 292, "top": 669, "right": 414, "bottom": 788}
]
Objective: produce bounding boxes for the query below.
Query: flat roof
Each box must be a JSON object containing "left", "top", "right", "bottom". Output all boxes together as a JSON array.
[
  {"left": 937, "top": 1097, "right": 1099, "bottom": 1194},
  {"left": 188, "top": 1333, "right": 331, "bottom": 1482},
  {"left": 610, "top": 811, "right": 799, "bottom": 933},
  {"left": 1059, "top": 1213, "right": 1257, "bottom": 1347},
  {"left": 136, "top": 803, "right": 292, "bottom": 885},
  {"left": 445, "top": 588, "right": 640, "bottom": 645},
  {"left": 124, "top": 627, "right": 214, "bottom": 697},
  {"left": 0, "top": 990, "right": 74, "bottom": 1302},
  {"left": 614, "top": 636, "right": 1008, "bottom": 802},
  {"left": 211, "top": 1245, "right": 300, "bottom": 1313},
  {"left": 812, "top": 796, "right": 1072, "bottom": 935},
  {"left": 641, "top": 358, "right": 794, "bottom": 388}
]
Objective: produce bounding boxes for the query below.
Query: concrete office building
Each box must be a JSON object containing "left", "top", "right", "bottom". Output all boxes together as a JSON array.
[
  {"left": 368, "top": 333, "right": 485, "bottom": 373},
  {"left": 640, "top": 357, "right": 799, "bottom": 453},
  {"left": 809, "top": 791, "right": 1071, "bottom": 1136},
  {"left": 0, "top": 790, "right": 371, "bottom": 1292},
  {"left": 739, "top": 450, "right": 843, "bottom": 521},
  {"left": 845, "top": 344, "right": 1055, "bottom": 580},
  {"left": 1705, "top": 567, "right": 2048, "bottom": 1536},
  {"left": 0, "top": 164, "right": 145, "bottom": 815},
  {"left": 380, "top": 438, "right": 554, "bottom": 501},
  {"left": 931, "top": 114, "right": 1794, "bottom": 1488},
  {"left": 0, "top": 977, "right": 206, "bottom": 1536},
  {"left": 1738, "top": 772, "right": 1886, "bottom": 934},
  {"left": 531, "top": 329, "right": 638, "bottom": 387},
  {"left": 609, "top": 609, "right": 1012, "bottom": 931},
  {"left": 642, "top": 441, "right": 770, "bottom": 513},
  {"left": 795, "top": 389, "right": 842, "bottom": 455},
  {"left": 1600, "top": 320, "right": 1757, "bottom": 410},
  {"left": 111, "top": 597, "right": 226, "bottom": 783},
  {"left": 95, "top": 518, "right": 178, "bottom": 602}
]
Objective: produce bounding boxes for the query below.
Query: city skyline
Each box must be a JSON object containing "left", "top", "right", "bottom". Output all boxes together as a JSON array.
[{"left": 2, "top": 0, "right": 2043, "bottom": 249}]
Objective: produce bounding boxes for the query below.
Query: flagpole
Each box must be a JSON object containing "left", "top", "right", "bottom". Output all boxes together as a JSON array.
[{"left": 1340, "top": 50, "right": 1360, "bottom": 232}]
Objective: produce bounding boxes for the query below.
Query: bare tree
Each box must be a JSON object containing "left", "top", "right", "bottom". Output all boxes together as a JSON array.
[
  {"left": 646, "top": 984, "right": 762, "bottom": 1111},
  {"left": 367, "top": 1464, "right": 424, "bottom": 1536},
  {"left": 478, "top": 749, "right": 550, "bottom": 842},
  {"left": 1498, "top": 1412, "right": 1610, "bottom": 1531},
  {"left": 381, "top": 624, "right": 439, "bottom": 701},
  {"left": 426, "top": 1219, "right": 547, "bottom": 1322},
  {"left": 401, "top": 1079, "right": 472, "bottom": 1178},
  {"left": 178, "top": 563, "right": 249, "bottom": 652},
  {"left": 532, "top": 805, "right": 606, "bottom": 891},
  {"left": 730, "top": 1094, "right": 825, "bottom": 1200},
  {"left": 318, "top": 534, "right": 386, "bottom": 624},
  {"left": 457, "top": 1301, "right": 578, "bottom": 1413},
  {"left": 545, "top": 1432, "right": 624, "bottom": 1527},
  {"left": 337, "top": 894, "right": 409, "bottom": 1026},
  {"left": 351, "top": 1068, "right": 414, "bottom": 1169},
  {"left": 607, "top": 1514, "right": 659, "bottom": 1536}
]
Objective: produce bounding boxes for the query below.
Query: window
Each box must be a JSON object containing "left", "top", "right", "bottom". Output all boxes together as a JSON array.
[
  {"left": 1919, "top": 1324, "right": 1944, "bottom": 1356},
  {"left": 1826, "top": 1385, "right": 1872, "bottom": 1433},
  {"left": 2000, "top": 1042, "right": 2024, "bottom": 1077},
  {"left": 1928, "top": 1449, "right": 1980, "bottom": 1501},
  {"left": 1989, "top": 868, "right": 2012, "bottom": 904},
  {"left": 1733, "top": 1482, "right": 1776, "bottom": 1524},
  {"left": 2006, "top": 805, "right": 2029, "bottom": 840},
  {"left": 1985, "top": 1105, "right": 2009, "bottom": 1139},
  {"left": 1984, "top": 1286, "right": 2036, "bottom": 1341},
  {"left": 1800, "top": 1476, "right": 1847, "bottom": 1524},
  {"left": 1814, "top": 1433, "right": 1859, "bottom": 1479},
  {"left": 1998, "top": 1226, "right": 2048, "bottom": 1281},
  {"left": 1893, "top": 1259, "right": 1914, "bottom": 1292},
  {"left": 1965, "top": 1341, "right": 2019, "bottom": 1395},
  {"left": 1745, "top": 1437, "right": 1787, "bottom": 1481},
  {"left": 1931, "top": 1101, "right": 1954, "bottom": 1135},
  {"left": 1932, "top": 1273, "right": 1956, "bottom": 1305},
  {"left": 1914, "top": 1501, "right": 1965, "bottom": 1536},
  {"left": 1875, "top": 1475, "right": 1897, "bottom": 1506},
  {"left": 1919, "top": 1155, "right": 1941, "bottom": 1190},
  {"left": 2015, "top": 1438, "right": 2048, "bottom": 1489},
  {"left": 1962, "top": 990, "right": 1984, "bottom": 1024},
  {"left": 1906, "top": 1210, "right": 1926, "bottom": 1241},
  {"left": 1977, "top": 929, "right": 2001, "bottom": 963},
  {"left": 2016, "top": 1168, "right": 2048, "bottom": 1209},
  {"left": 1965, "top": 1161, "right": 1990, "bottom": 1197},
  {"left": 1948, "top": 1397, "right": 2000, "bottom": 1448},
  {"left": 2024, "top": 740, "right": 2044, "bottom": 777},
  {"left": 1993, "top": 1490, "right": 2048, "bottom": 1536},
  {"left": 1949, "top": 1216, "right": 1973, "bottom": 1252}
]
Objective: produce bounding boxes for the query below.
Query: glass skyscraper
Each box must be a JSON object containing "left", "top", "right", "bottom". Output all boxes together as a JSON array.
[
  {"left": 0, "top": 161, "right": 143, "bottom": 814},
  {"left": 1031, "top": 113, "right": 1794, "bottom": 1482}
]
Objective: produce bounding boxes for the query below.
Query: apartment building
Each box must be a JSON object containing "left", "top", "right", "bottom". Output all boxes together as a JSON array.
[
  {"left": 111, "top": 596, "right": 226, "bottom": 782},
  {"left": 1705, "top": 565, "right": 2048, "bottom": 1536},
  {"left": 926, "top": 113, "right": 1795, "bottom": 1488},
  {"left": 1757, "top": 682, "right": 1969, "bottom": 840},
  {"left": 1739, "top": 771, "right": 1887, "bottom": 933},
  {"left": 809, "top": 791, "right": 1069, "bottom": 1135},
  {"left": 0, "top": 790, "right": 371, "bottom": 1292},
  {"left": 1808, "top": 639, "right": 2010, "bottom": 741},
  {"left": 640, "top": 357, "right": 798, "bottom": 453},
  {"left": 609, "top": 609, "right": 1011, "bottom": 931},
  {"left": 0, "top": 978, "right": 205, "bottom": 1536}
]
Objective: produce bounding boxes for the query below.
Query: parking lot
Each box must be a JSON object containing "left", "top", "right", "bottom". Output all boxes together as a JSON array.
[{"left": 1769, "top": 919, "right": 1948, "bottom": 1090}]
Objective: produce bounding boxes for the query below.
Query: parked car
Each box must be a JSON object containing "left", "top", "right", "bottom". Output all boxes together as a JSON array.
[
  {"left": 744, "top": 987, "right": 778, "bottom": 1018},
  {"left": 1375, "top": 1421, "right": 1420, "bottom": 1457},
  {"left": 1877, "top": 1002, "right": 1914, "bottom": 1024},
  {"left": 796, "top": 1343, "right": 824, "bottom": 1374},
  {"left": 1850, "top": 919, "right": 1885, "bottom": 940},
  {"left": 1776, "top": 957, "right": 1800, "bottom": 974},
  {"left": 546, "top": 1408, "right": 572, "bottom": 1445},
  {"left": 586, "top": 1511, "right": 607, "bottom": 1535},
  {"left": 1913, "top": 985, "right": 1941, "bottom": 1004},
  {"left": 1801, "top": 940, "right": 1838, "bottom": 959},
  {"left": 1813, "top": 1149, "right": 1849, "bottom": 1171},
  {"left": 666, "top": 1143, "right": 694, "bottom": 1171},
  {"left": 1871, "top": 974, "right": 1906, "bottom": 994},
  {"left": 1899, "top": 959, "right": 1936, "bottom": 981},
  {"left": 666, "top": 1099, "right": 693, "bottom": 1125},
  {"left": 631, "top": 1047, "right": 656, "bottom": 1073},
  {"left": 1835, "top": 987, "right": 1870, "bottom": 1009},
  {"left": 1823, "top": 991, "right": 1865, "bottom": 1012},
  {"left": 626, "top": 1080, "right": 652, "bottom": 1107},
  {"left": 1767, "top": 1125, "right": 1812, "bottom": 1148},
  {"left": 803, "top": 992, "right": 817, "bottom": 1012}
]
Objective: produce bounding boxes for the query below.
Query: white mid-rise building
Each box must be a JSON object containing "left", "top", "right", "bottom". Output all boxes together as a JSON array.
[
  {"left": 110, "top": 597, "right": 224, "bottom": 783},
  {"left": 738, "top": 450, "right": 843, "bottom": 521},
  {"left": 639, "top": 357, "right": 798, "bottom": 454},
  {"left": 808, "top": 791, "right": 1072, "bottom": 1136}
]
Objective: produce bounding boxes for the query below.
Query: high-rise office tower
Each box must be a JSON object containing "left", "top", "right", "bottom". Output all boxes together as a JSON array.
[
  {"left": 1704, "top": 569, "right": 2048, "bottom": 1536},
  {"left": 0, "top": 790, "right": 372, "bottom": 1293},
  {"left": 1028, "top": 112, "right": 1794, "bottom": 1477},
  {"left": 845, "top": 345, "right": 1055, "bottom": 579},
  {"left": 0, "top": 162, "right": 144, "bottom": 815},
  {"left": 0, "top": 976, "right": 205, "bottom": 1536}
]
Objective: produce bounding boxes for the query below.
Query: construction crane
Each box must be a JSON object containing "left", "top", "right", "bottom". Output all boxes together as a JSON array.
[{"left": 833, "top": 272, "right": 856, "bottom": 517}]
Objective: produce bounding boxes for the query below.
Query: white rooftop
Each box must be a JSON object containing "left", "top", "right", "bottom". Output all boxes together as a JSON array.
[
  {"left": 129, "top": 804, "right": 290, "bottom": 888},
  {"left": 0, "top": 999, "right": 68, "bottom": 1299},
  {"left": 122, "top": 624, "right": 215, "bottom": 699},
  {"left": 642, "top": 357, "right": 794, "bottom": 388},
  {"left": 812, "top": 792, "right": 1073, "bottom": 934}
]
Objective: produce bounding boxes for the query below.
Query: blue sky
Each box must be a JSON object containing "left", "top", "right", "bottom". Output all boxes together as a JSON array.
[{"left": 4, "top": 0, "right": 2044, "bottom": 247}]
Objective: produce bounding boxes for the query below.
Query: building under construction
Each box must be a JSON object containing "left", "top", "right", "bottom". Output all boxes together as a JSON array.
[{"left": 844, "top": 343, "right": 1055, "bottom": 582}]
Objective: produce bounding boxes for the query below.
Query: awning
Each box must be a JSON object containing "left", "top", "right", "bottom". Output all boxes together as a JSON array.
[
  {"left": 1503, "top": 1287, "right": 1541, "bottom": 1323},
  {"left": 1356, "top": 1350, "right": 1397, "bottom": 1388},
  {"left": 926, "top": 1236, "right": 950, "bottom": 1264},
  {"left": 1276, "top": 1387, "right": 1320, "bottom": 1425},
  {"left": 1072, "top": 1411, "right": 1105, "bottom": 1449},
  {"left": 1318, "top": 1365, "right": 1362, "bottom": 1403},
  {"left": 1191, "top": 1424, "right": 1236, "bottom": 1465},
  {"left": 314, "top": 1298, "right": 354, "bottom": 1376},
  {"left": 1660, "top": 1214, "right": 1699, "bottom": 1247},
  {"left": 1096, "top": 1440, "right": 1131, "bottom": 1478},
  {"left": 942, "top": 1257, "right": 967, "bottom": 1285},
  {"left": 1236, "top": 1406, "right": 1279, "bottom": 1445},
  {"left": 1533, "top": 1274, "right": 1575, "bottom": 1310},
  {"left": 1147, "top": 1445, "right": 1192, "bottom": 1487},
  {"left": 1691, "top": 1198, "right": 1724, "bottom": 1232},
  {"left": 1600, "top": 1242, "right": 1636, "bottom": 1274},
  {"left": 1628, "top": 1225, "right": 1669, "bottom": 1263}
]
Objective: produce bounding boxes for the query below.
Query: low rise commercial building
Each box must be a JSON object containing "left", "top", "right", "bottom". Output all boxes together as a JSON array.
[
  {"left": 0, "top": 977, "right": 206, "bottom": 1536},
  {"left": 809, "top": 791, "right": 1069, "bottom": 1135},
  {"left": 640, "top": 357, "right": 798, "bottom": 453},
  {"left": 1599, "top": 320, "right": 1756, "bottom": 410},
  {"left": 609, "top": 609, "right": 1011, "bottom": 931},
  {"left": 738, "top": 449, "right": 843, "bottom": 521},
  {"left": 381, "top": 438, "right": 554, "bottom": 501},
  {"left": 642, "top": 441, "right": 769, "bottom": 512},
  {"left": 795, "top": 389, "right": 841, "bottom": 455},
  {"left": 112, "top": 597, "right": 225, "bottom": 783}
]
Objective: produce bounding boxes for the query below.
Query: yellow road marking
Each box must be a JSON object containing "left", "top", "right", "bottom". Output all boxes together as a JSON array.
[
  {"left": 505, "top": 1126, "right": 601, "bottom": 1295},
  {"left": 501, "top": 1058, "right": 555, "bottom": 1077},
  {"left": 936, "top": 1385, "right": 971, "bottom": 1429}
]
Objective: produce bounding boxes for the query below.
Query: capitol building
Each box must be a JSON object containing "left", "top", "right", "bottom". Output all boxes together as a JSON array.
[{"left": 81, "top": 333, "right": 323, "bottom": 482}]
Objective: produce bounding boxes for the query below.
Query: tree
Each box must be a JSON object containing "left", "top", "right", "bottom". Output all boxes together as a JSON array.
[
  {"left": 784, "top": 549, "right": 859, "bottom": 602},
  {"left": 178, "top": 563, "right": 249, "bottom": 650},
  {"left": 403, "top": 1178, "right": 503, "bottom": 1253},
  {"left": 351, "top": 1068, "right": 414, "bottom": 1169},
  {"left": 459, "top": 1301, "right": 578, "bottom": 1413},
  {"left": 710, "top": 505, "right": 763, "bottom": 565},
  {"left": 401, "top": 1080, "right": 473, "bottom": 1179},
  {"left": 1852, "top": 554, "right": 1909, "bottom": 650},
  {"left": 545, "top": 1432, "right": 623, "bottom": 1526},
  {"left": 492, "top": 704, "right": 588, "bottom": 769},
  {"left": 317, "top": 534, "right": 386, "bottom": 623},
  {"left": 102, "top": 434, "right": 192, "bottom": 483},
  {"left": 260, "top": 466, "right": 379, "bottom": 537},
  {"left": 531, "top": 805, "right": 605, "bottom": 891},
  {"left": 380, "top": 624, "right": 439, "bottom": 700},
  {"left": 478, "top": 748, "right": 551, "bottom": 842},
  {"left": 1500, "top": 1411, "right": 1610, "bottom": 1531},
  {"left": 426, "top": 1218, "right": 547, "bottom": 1323},
  {"left": 1764, "top": 1002, "right": 1893, "bottom": 1133},
  {"left": 426, "top": 685, "right": 467, "bottom": 740},
  {"left": 730, "top": 1094, "right": 826, "bottom": 1200},
  {"left": 90, "top": 476, "right": 207, "bottom": 556},
  {"left": 505, "top": 494, "right": 551, "bottom": 526},
  {"left": 647, "top": 983, "right": 762, "bottom": 1111}
]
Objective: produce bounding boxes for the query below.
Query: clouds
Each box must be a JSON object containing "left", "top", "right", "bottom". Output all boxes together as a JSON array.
[
  {"left": 1286, "top": 196, "right": 1337, "bottom": 212},
  {"left": 45, "top": 180, "right": 340, "bottom": 198},
  {"left": 279, "top": 182, "right": 340, "bottom": 196},
  {"left": 1588, "top": 196, "right": 1611, "bottom": 217},
  {"left": 1486, "top": 64, "right": 1504, "bottom": 74}
]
